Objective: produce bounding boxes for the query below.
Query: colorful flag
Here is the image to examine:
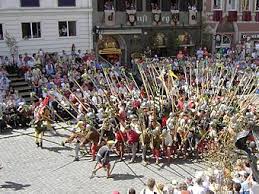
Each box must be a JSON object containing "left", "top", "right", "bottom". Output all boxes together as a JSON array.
[
  {"left": 34, "top": 96, "right": 50, "bottom": 123},
  {"left": 169, "top": 70, "right": 178, "bottom": 79}
]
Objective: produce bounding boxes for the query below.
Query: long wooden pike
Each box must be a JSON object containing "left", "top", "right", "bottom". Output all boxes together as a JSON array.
[
  {"left": 140, "top": 63, "right": 155, "bottom": 97},
  {"left": 72, "top": 78, "right": 98, "bottom": 109},
  {"left": 137, "top": 63, "right": 150, "bottom": 100},
  {"left": 56, "top": 88, "right": 80, "bottom": 116}
]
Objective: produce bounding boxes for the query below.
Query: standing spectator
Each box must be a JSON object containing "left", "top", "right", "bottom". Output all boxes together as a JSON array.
[
  {"left": 196, "top": 47, "right": 204, "bottom": 59},
  {"left": 140, "top": 178, "right": 157, "bottom": 194},
  {"left": 125, "top": 125, "right": 139, "bottom": 163}
]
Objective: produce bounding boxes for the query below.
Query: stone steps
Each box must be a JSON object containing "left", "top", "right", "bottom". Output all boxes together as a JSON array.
[{"left": 7, "top": 74, "right": 33, "bottom": 103}]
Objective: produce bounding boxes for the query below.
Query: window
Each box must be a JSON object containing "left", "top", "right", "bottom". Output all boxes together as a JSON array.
[
  {"left": 104, "top": 0, "right": 115, "bottom": 10},
  {"left": 227, "top": 0, "right": 236, "bottom": 10},
  {"left": 146, "top": 0, "right": 160, "bottom": 11},
  {"left": 22, "top": 22, "right": 41, "bottom": 39},
  {"left": 170, "top": 0, "right": 179, "bottom": 10},
  {"left": 58, "top": 0, "right": 75, "bottom": 6},
  {"left": 125, "top": 0, "right": 136, "bottom": 10},
  {"left": 213, "top": 0, "right": 222, "bottom": 9},
  {"left": 187, "top": 0, "right": 197, "bottom": 10},
  {"left": 116, "top": 0, "right": 126, "bottom": 11},
  {"left": 0, "top": 24, "right": 3, "bottom": 40},
  {"left": 20, "top": 0, "right": 40, "bottom": 7},
  {"left": 58, "top": 21, "right": 76, "bottom": 37},
  {"left": 256, "top": 0, "right": 259, "bottom": 11},
  {"left": 124, "top": 0, "right": 142, "bottom": 11},
  {"left": 97, "top": 0, "right": 105, "bottom": 11},
  {"left": 241, "top": 0, "right": 249, "bottom": 11}
]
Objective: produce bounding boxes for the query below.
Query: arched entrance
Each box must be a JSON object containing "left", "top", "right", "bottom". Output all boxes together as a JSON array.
[
  {"left": 97, "top": 36, "right": 121, "bottom": 65},
  {"left": 215, "top": 17, "right": 235, "bottom": 52},
  {"left": 97, "top": 35, "right": 127, "bottom": 65}
]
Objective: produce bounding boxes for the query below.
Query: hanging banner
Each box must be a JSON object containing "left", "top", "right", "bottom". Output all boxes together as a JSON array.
[
  {"left": 189, "top": 10, "right": 198, "bottom": 25},
  {"left": 126, "top": 10, "right": 137, "bottom": 26},
  {"left": 104, "top": 10, "right": 115, "bottom": 26},
  {"left": 152, "top": 10, "right": 161, "bottom": 25},
  {"left": 171, "top": 10, "right": 179, "bottom": 25}
]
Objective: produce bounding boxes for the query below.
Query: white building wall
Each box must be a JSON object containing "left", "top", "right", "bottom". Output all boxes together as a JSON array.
[{"left": 0, "top": 0, "right": 93, "bottom": 56}]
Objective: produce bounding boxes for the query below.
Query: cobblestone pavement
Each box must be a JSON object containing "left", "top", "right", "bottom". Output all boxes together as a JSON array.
[{"left": 0, "top": 123, "right": 209, "bottom": 194}]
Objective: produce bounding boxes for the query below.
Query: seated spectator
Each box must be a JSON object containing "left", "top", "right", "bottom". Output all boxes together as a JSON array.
[
  {"left": 24, "top": 68, "right": 33, "bottom": 83},
  {"left": 45, "top": 61, "right": 55, "bottom": 76}
]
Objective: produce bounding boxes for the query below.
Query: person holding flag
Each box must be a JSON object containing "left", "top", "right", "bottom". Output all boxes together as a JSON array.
[{"left": 33, "top": 96, "right": 50, "bottom": 148}]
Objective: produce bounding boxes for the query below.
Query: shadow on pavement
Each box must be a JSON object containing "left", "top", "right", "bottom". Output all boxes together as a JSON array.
[
  {"left": 42, "top": 146, "right": 73, "bottom": 153},
  {"left": 111, "top": 173, "right": 144, "bottom": 181},
  {"left": 0, "top": 181, "right": 31, "bottom": 191}
]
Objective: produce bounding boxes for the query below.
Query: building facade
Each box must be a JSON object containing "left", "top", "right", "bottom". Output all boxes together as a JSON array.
[
  {"left": 0, "top": 0, "right": 93, "bottom": 56},
  {"left": 92, "top": 0, "right": 203, "bottom": 64},
  {"left": 204, "top": 0, "right": 259, "bottom": 53}
]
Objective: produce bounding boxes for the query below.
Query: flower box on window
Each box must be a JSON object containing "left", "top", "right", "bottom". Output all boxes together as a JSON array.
[
  {"left": 213, "top": 10, "right": 223, "bottom": 21},
  {"left": 228, "top": 11, "right": 237, "bottom": 22},
  {"left": 242, "top": 11, "right": 252, "bottom": 21}
]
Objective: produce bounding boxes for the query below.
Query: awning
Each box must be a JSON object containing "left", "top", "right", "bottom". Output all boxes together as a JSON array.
[
  {"left": 99, "top": 48, "right": 122, "bottom": 55},
  {"left": 102, "top": 29, "right": 142, "bottom": 35}
]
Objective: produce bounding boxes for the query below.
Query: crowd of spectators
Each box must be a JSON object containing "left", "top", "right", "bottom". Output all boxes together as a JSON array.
[
  {"left": 0, "top": 46, "right": 97, "bottom": 129},
  {"left": 111, "top": 158, "right": 258, "bottom": 193}
]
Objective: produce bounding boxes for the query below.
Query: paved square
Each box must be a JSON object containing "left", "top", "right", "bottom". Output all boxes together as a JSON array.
[{"left": 0, "top": 123, "right": 208, "bottom": 194}]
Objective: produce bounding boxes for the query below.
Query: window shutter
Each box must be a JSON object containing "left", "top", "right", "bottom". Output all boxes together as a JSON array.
[
  {"left": 136, "top": 0, "right": 143, "bottom": 11},
  {"left": 116, "top": 0, "right": 126, "bottom": 11},
  {"left": 97, "top": 0, "right": 104, "bottom": 11},
  {"left": 161, "top": 0, "right": 170, "bottom": 11},
  {"left": 146, "top": 0, "right": 152, "bottom": 11}
]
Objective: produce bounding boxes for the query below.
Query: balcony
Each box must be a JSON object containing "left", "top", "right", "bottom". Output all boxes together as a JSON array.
[
  {"left": 256, "top": 12, "right": 259, "bottom": 22},
  {"left": 242, "top": 11, "right": 252, "bottom": 21},
  {"left": 227, "top": 11, "right": 237, "bottom": 22},
  {"left": 213, "top": 10, "right": 223, "bottom": 21}
]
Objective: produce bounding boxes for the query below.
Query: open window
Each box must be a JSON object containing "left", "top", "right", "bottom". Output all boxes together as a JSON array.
[
  {"left": 170, "top": 0, "right": 179, "bottom": 10},
  {"left": 146, "top": 0, "right": 160, "bottom": 11},
  {"left": 213, "top": 0, "right": 222, "bottom": 10},
  {"left": 58, "top": 21, "right": 76, "bottom": 37},
  {"left": 255, "top": 0, "right": 259, "bottom": 11},
  {"left": 22, "top": 22, "right": 41, "bottom": 39},
  {"left": 227, "top": 0, "right": 236, "bottom": 11},
  {"left": 104, "top": 0, "right": 115, "bottom": 10},
  {"left": 241, "top": 0, "right": 250, "bottom": 11},
  {"left": 0, "top": 24, "right": 3, "bottom": 40},
  {"left": 187, "top": 0, "right": 197, "bottom": 10},
  {"left": 125, "top": 0, "right": 136, "bottom": 10}
]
